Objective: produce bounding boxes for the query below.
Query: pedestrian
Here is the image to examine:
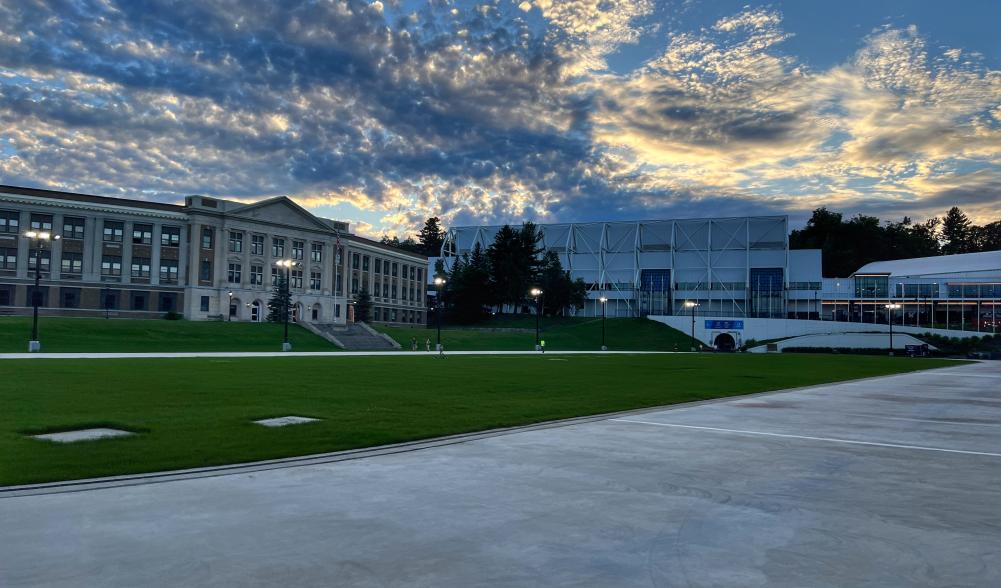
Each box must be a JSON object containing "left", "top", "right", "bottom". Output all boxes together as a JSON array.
[
  {"left": 425, "top": 337, "right": 431, "bottom": 352},
  {"left": 438, "top": 341, "right": 445, "bottom": 358},
  {"left": 540, "top": 339, "right": 546, "bottom": 353},
  {"left": 411, "top": 336, "right": 417, "bottom": 351}
]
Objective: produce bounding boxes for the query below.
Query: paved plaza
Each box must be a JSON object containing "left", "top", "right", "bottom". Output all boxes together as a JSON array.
[{"left": 2, "top": 361, "right": 1000, "bottom": 587}]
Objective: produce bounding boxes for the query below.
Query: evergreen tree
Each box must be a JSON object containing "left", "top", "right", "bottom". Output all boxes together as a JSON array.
[
  {"left": 266, "top": 273, "right": 292, "bottom": 323},
  {"left": 354, "top": 289, "right": 373, "bottom": 322},
  {"left": 486, "top": 223, "right": 544, "bottom": 312},
  {"left": 417, "top": 216, "right": 446, "bottom": 257},
  {"left": 447, "top": 243, "right": 492, "bottom": 322},
  {"left": 942, "top": 207, "right": 974, "bottom": 254}
]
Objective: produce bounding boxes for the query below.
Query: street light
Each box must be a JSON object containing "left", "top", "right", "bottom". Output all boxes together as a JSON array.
[
  {"left": 23, "top": 230, "right": 60, "bottom": 352},
  {"left": 530, "top": 287, "right": 543, "bottom": 351},
  {"left": 434, "top": 276, "right": 446, "bottom": 351},
  {"left": 275, "top": 259, "right": 296, "bottom": 351},
  {"left": 599, "top": 297, "right": 608, "bottom": 351},
  {"left": 684, "top": 300, "right": 700, "bottom": 352},
  {"left": 227, "top": 290, "right": 233, "bottom": 322},
  {"left": 885, "top": 303, "right": 901, "bottom": 356}
]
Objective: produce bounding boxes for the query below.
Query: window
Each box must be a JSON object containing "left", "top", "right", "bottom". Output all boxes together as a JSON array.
[
  {"left": 401, "top": 286, "right": 407, "bottom": 301},
  {"left": 335, "top": 304, "right": 341, "bottom": 318},
  {"left": 130, "top": 257, "right": 151, "bottom": 280},
  {"left": 29, "top": 249, "right": 51, "bottom": 272},
  {"left": 391, "top": 262, "right": 398, "bottom": 277},
  {"left": 311, "top": 243, "right": 322, "bottom": 262},
  {"left": 63, "top": 217, "right": 85, "bottom": 239},
  {"left": 310, "top": 271, "right": 321, "bottom": 290},
  {"left": 160, "top": 260, "right": 178, "bottom": 284},
  {"left": 374, "top": 307, "right": 381, "bottom": 321},
  {"left": 159, "top": 292, "right": 177, "bottom": 312},
  {"left": 410, "top": 266, "right": 416, "bottom": 280},
  {"left": 410, "top": 286, "right": 415, "bottom": 301},
  {"left": 352, "top": 253, "right": 359, "bottom": 269},
  {"left": 61, "top": 288, "right": 81, "bottom": 309},
  {"left": 228, "top": 231, "right": 243, "bottom": 252},
  {"left": 103, "top": 221, "right": 124, "bottom": 242},
  {"left": 100, "top": 289, "right": 120, "bottom": 310},
  {"left": 30, "top": 214, "right": 53, "bottom": 231},
  {"left": 335, "top": 274, "right": 343, "bottom": 295},
  {"left": 391, "top": 309, "right": 398, "bottom": 322},
  {"left": 250, "top": 264, "right": 263, "bottom": 285},
  {"left": 271, "top": 266, "right": 279, "bottom": 285},
  {"left": 133, "top": 224, "right": 153, "bottom": 245},
  {"left": 200, "top": 296, "right": 210, "bottom": 312},
  {"left": 161, "top": 226, "right": 181, "bottom": 247},
  {"left": 0, "top": 210, "right": 19, "bottom": 233},
  {"left": 362, "top": 255, "right": 370, "bottom": 271},
  {"left": 228, "top": 263, "right": 242, "bottom": 284},
  {"left": 417, "top": 268, "right": 423, "bottom": 282},
  {"left": 101, "top": 255, "right": 122, "bottom": 277},
  {"left": 391, "top": 284, "right": 397, "bottom": 299},
  {"left": 351, "top": 275, "right": 359, "bottom": 294},
  {"left": 854, "top": 276, "right": 888, "bottom": 298},
  {"left": 0, "top": 285, "right": 12, "bottom": 305},
  {"left": 131, "top": 292, "right": 148, "bottom": 311},
  {"left": 0, "top": 248, "right": 16, "bottom": 270},
  {"left": 251, "top": 234, "right": 265, "bottom": 255},
  {"left": 272, "top": 238, "right": 285, "bottom": 257},
  {"left": 292, "top": 240, "right": 304, "bottom": 260},
  {"left": 60, "top": 252, "right": 83, "bottom": 275},
  {"left": 201, "top": 227, "right": 214, "bottom": 249},
  {"left": 199, "top": 260, "right": 212, "bottom": 281},
  {"left": 375, "top": 259, "right": 382, "bottom": 273},
  {"left": 290, "top": 269, "right": 303, "bottom": 289}
]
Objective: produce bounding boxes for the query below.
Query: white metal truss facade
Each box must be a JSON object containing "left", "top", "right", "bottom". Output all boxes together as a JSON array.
[{"left": 441, "top": 216, "right": 789, "bottom": 317}]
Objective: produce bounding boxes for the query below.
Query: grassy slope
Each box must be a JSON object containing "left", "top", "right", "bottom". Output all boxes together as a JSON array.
[
  {"left": 0, "top": 353, "right": 955, "bottom": 485},
  {"left": 378, "top": 317, "right": 693, "bottom": 351},
  {"left": 0, "top": 317, "right": 336, "bottom": 352}
]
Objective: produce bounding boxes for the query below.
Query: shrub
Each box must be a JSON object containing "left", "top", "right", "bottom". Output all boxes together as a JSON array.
[{"left": 163, "top": 311, "right": 182, "bottom": 321}]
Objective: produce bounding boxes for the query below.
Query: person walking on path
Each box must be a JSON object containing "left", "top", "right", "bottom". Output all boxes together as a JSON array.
[
  {"left": 411, "top": 337, "right": 417, "bottom": 352},
  {"left": 425, "top": 337, "right": 431, "bottom": 352},
  {"left": 438, "top": 342, "right": 446, "bottom": 358},
  {"left": 540, "top": 339, "right": 546, "bottom": 353}
]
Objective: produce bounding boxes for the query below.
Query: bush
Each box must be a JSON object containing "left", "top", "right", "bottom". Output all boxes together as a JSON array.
[{"left": 163, "top": 311, "right": 182, "bottom": 321}]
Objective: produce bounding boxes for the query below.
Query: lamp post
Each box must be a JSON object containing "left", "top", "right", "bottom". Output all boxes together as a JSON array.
[
  {"left": 227, "top": 290, "right": 233, "bottom": 321},
  {"left": 24, "top": 230, "right": 59, "bottom": 352},
  {"left": 684, "top": 300, "right": 699, "bottom": 351},
  {"left": 434, "top": 276, "right": 446, "bottom": 351},
  {"left": 885, "top": 303, "right": 900, "bottom": 356},
  {"left": 599, "top": 296, "right": 608, "bottom": 351},
  {"left": 530, "top": 287, "right": 543, "bottom": 350},
  {"left": 275, "top": 259, "right": 296, "bottom": 351}
]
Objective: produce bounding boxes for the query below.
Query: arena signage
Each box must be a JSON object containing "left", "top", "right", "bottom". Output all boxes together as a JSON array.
[{"left": 705, "top": 320, "right": 744, "bottom": 330}]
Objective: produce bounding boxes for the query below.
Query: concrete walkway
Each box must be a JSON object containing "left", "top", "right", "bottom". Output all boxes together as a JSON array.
[
  {"left": 0, "top": 350, "right": 673, "bottom": 360},
  {"left": 2, "top": 361, "right": 999, "bottom": 587}
]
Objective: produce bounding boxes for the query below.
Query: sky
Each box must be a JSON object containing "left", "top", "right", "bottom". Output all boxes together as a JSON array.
[{"left": 1, "top": 0, "right": 999, "bottom": 238}]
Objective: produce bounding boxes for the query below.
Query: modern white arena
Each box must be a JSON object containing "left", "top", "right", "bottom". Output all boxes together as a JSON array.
[{"left": 441, "top": 216, "right": 822, "bottom": 318}]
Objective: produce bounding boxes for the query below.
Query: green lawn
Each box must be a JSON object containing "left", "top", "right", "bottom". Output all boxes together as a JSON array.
[
  {"left": 0, "top": 353, "right": 956, "bottom": 486},
  {"left": 378, "top": 317, "right": 693, "bottom": 351},
  {"left": 0, "top": 317, "right": 336, "bottom": 352}
]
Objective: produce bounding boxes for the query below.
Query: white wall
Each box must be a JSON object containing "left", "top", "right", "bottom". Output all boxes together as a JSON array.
[
  {"left": 747, "top": 332, "right": 935, "bottom": 352},
  {"left": 649, "top": 315, "right": 987, "bottom": 347}
]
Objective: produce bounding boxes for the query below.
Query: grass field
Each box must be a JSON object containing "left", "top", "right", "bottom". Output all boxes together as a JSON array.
[
  {"left": 0, "top": 353, "right": 956, "bottom": 486},
  {"left": 0, "top": 317, "right": 336, "bottom": 352},
  {"left": 378, "top": 317, "right": 693, "bottom": 351}
]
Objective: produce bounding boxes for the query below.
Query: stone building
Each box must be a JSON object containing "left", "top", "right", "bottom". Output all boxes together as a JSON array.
[{"left": 0, "top": 185, "right": 427, "bottom": 325}]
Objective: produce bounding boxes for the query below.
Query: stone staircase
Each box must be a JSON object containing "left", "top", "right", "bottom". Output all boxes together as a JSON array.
[{"left": 310, "top": 322, "right": 400, "bottom": 351}]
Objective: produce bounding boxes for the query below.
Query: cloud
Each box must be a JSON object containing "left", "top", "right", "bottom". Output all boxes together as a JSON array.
[{"left": 0, "top": 2, "right": 998, "bottom": 234}]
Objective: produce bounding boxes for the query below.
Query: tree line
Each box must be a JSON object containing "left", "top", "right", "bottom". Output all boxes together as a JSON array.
[
  {"left": 435, "top": 223, "right": 588, "bottom": 323},
  {"left": 791, "top": 206, "right": 1001, "bottom": 277}
]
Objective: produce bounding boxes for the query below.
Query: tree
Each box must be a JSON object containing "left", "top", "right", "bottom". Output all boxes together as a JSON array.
[
  {"left": 266, "top": 273, "right": 292, "bottom": 323},
  {"left": 354, "top": 289, "right": 373, "bottom": 322},
  {"left": 942, "top": 207, "right": 974, "bottom": 254},
  {"left": 486, "top": 223, "right": 544, "bottom": 312},
  {"left": 537, "top": 250, "right": 587, "bottom": 315},
  {"left": 417, "top": 216, "right": 446, "bottom": 257},
  {"left": 974, "top": 220, "right": 1001, "bottom": 251},
  {"left": 446, "top": 243, "right": 492, "bottom": 322},
  {"left": 379, "top": 235, "right": 422, "bottom": 254}
]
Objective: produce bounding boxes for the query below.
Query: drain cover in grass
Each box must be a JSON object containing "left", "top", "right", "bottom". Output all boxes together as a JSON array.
[
  {"left": 253, "top": 416, "right": 321, "bottom": 427},
  {"left": 32, "top": 428, "right": 134, "bottom": 443}
]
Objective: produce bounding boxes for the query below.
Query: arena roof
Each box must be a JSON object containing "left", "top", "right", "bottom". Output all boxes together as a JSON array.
[{"left": 853, "top": 250, "right": 1001, "bottom": 277}]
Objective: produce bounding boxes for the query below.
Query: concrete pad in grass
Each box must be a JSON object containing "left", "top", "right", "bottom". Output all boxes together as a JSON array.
[
  {"left": 32, "top": 428, "right": 134, "bottom": 443},
  {"left": 253, "top": 416, "right": 321, "bottom": 428}
]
